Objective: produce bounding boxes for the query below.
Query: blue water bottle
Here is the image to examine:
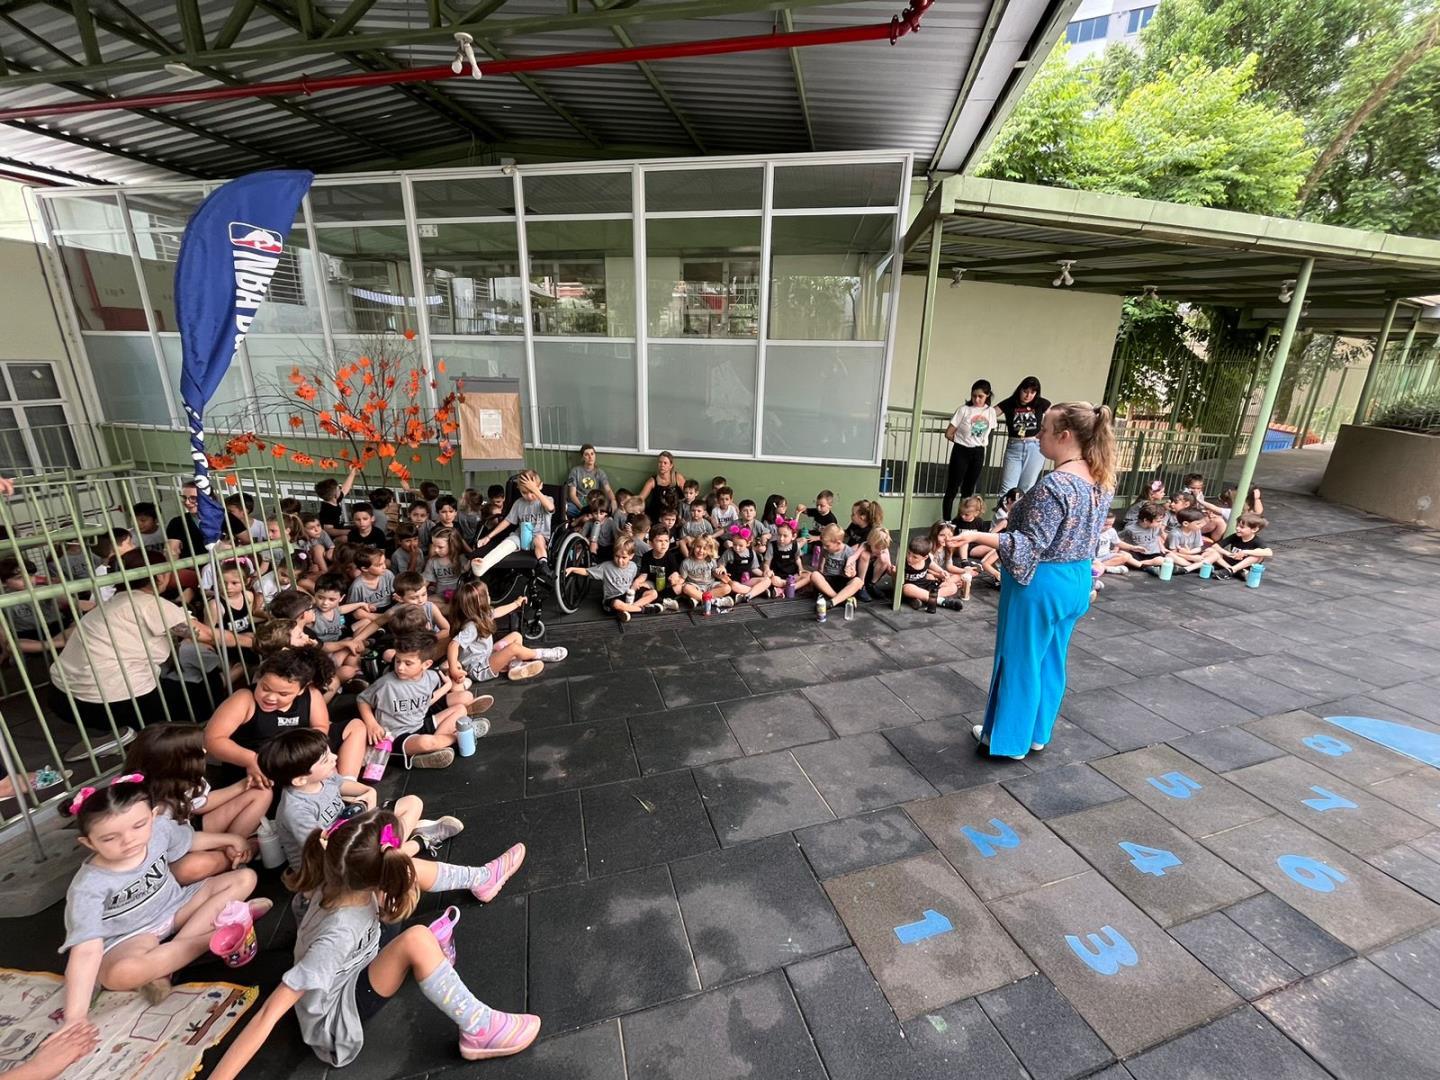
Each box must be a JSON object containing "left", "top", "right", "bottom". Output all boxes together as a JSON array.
[
  {"left": 518, "top": 521, "right": 534, "bottom": 551},
  {"left": 455, "top": 715, "right": 477, "bottom": 757}
]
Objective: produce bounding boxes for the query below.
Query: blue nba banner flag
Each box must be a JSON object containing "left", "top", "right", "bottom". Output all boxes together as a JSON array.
[{"left": 175, "top": 170, "right": 314, "bottom": 544}]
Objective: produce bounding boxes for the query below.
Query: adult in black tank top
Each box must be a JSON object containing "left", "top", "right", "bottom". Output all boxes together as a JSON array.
[{"left": 639, "top": 450, "right": 686, "bottom": 521}]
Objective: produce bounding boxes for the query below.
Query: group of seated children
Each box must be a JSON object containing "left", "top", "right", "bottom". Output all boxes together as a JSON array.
[{"left": 1094, "top": 473, "right": 1273, "bottom": 590}]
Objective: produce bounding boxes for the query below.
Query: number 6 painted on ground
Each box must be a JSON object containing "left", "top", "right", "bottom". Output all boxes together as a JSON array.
[
  {"left": 1277, "top": 854, "right": 1347, "bottom": 893},
  {"left": 1065, "top": 926, "right": 1139, "bottom": 975}
]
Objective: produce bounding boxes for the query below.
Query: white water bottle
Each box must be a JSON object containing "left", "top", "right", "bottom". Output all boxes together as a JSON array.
[{"left": 257, "top": 819, "right": 285, "bottom": 869}]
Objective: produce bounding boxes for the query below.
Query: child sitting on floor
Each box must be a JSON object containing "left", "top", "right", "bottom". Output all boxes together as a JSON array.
[
  {"left": 679, "top": 499, "right": 713, "bottom": 557},
  {"left": 679, "top": 535, "right": 732, "bottom": 610},
  {"left": 856, "top": 527, "right": 896, "bottom": 601},
  {"left": 719, "top": 530, "right": 762, "bottom": 601},
  {"left": 637, "top": 525, "right": 684, "bottom": 611},
  {"left": 447, "top": 579, "right": 566, "bottom": 685},
  {"left": 1117, "top": 502, "right": 1168, "bottom": 570},
  {"left": 762, "top": 518, "right": 807, "bottom": 597},
  {"left": 899, "top": 536, "right": 964, "bottom": 611},
  {"left": 1167, "top": 508, "right": 1209, "bottom": 572},
  {"left": 798, "top": 490, "right": 838, "bottom": 531},
  {"left": 347, "top": 547, "right": 395, "bottom": 620},
  {"left": 260, "top": 728, "right": 379, "bottom": 872},
  {"left": 1200, "top": 512, "right": 1273, "bottom": 580},
  {"left": 810, "top": 524, "right": 864, "bottom": 606},
  {"left": 566, "top": 537, "right": 660, "bottom": 623},
  {"left": 356, "top": 631, "right": 480, "bottom": 770},
  {"left": 1093, "top": 509, "right": 1130, "bottom": 576},
  {"left": 843, "top": 499, "right": 882, "bottom": 548}
]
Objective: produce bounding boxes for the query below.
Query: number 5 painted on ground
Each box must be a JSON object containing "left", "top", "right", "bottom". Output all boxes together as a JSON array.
[
  {"left": 1066, "top": 926, "right": 1139, "bottom": 975},
  {"left": 1277, "top": 854, "right": 1347, "bottom": 893},
  {"left": 1146, "top": 772, "right": 1201, "bottom": 799}
]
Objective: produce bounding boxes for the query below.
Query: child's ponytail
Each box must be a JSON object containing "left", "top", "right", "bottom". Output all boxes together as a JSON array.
[
  {"left": 288, "top": 808, "right": 420, "bottom": 921},
  {"left": 377, "top": 844, "right": 419, "bottom": 923},
  {"left": 285, "top": 828, "right": 329, "bottom": 895}
]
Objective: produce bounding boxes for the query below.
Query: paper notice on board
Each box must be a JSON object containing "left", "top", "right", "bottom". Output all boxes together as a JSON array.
[{"left": 478, "top": 408, "right": 503, "bottom": 439}]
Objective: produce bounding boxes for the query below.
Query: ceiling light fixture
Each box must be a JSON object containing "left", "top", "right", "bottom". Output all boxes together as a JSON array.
[
  {"left": 950, "top": 267, "right": 966, "bottom": 288},
  {"left": 1278, "top": 278, "right": 1296, "bottom": 303},
  {"left": 451, "top": 32, "right": 482, "bottom": 79},
  {"left": 1142, "top": 284, "right": 1159, "bottom": 301},
  {"left": 163, "top": 62, "right": 198, "bottom": 78},
  {"left": 500, "top": 158, "right": 517, "bottom": 176},
  {"left": 1053, "top": 260, "right": 1075, "bottom": 287}
]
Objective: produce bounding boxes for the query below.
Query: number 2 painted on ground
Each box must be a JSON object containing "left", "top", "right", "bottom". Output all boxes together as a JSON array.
[
  {"left": 1277, "top": 854, "right": 1347, "bottom": 893},
  {"left": 962, "top": 818, "right": 1021, "bottom": 858},
  {"left": 1118, "top": 841, "right": 1183, "bottom": 877},
  {"left": 1066, "top": 926, "right": 1139, "bottom": 975}
]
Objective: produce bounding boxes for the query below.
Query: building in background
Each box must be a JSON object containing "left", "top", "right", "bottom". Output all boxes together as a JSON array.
[{"left": 1064, "top": 0, "right": 1161, "bottom": 63}]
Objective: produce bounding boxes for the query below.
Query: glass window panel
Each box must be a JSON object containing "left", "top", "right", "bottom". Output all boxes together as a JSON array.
[
  {"left": 526, "top": 219, "right": 634, "bottom": 337},
  {"left": 26, "top": 405, "right": 79, "bottom": 471},
  {"left": 762, "top": 344, "right": 883, "bottom": 461},
  {"left": 418, "top": 222, "right": 525, "bottom": 337},
  {"left": 768, "top": 215, "right": 896, "bottom": 341},
  {"left": 648, "top": 343, "right": 756, "bottom": 455},
  {"left": 8, "top": 363, "right": 60, "bottom": 401},
  {"left": 46, "top": 194, "right": 125, "bottom": 232},
  {"left": 125, "top": 189, "right": 207, "bottom": 231},
  {"left": 133, "top": 231, "right": 182, "bottom": 332},
  {"left": 56, "top": 234, "right": 144, "bottom": 332},
  {"left": 159, "top": 337, "right": 247, "bottom": 422},
  {"left": 533, "top": 341, "right": 637, "bottom": 449},
  {"left": 314, "top": 226, "right": 416, "bottom": 335},
  {"left": 646, "top": 218, "right": 761, "bottom": 339},
  {"left": 244, "top": 336, "right": 328, "bottom": 434},
  {"left": 0, "top": 408, "right": 30, "bottom": 474},
  {"left": 522, "top": 172, "right": 631, "bottom": 216},
  {"left": 645, "top": 168, "right": 763, "bottom": 212},
  {"left": 431, "top": 338, "right": 530, "bottom": 441},
  {"left": 413, "top": 177, "right": 516, "bottom": 218},
  {"left": 83, "top": 334, "right": 171, "bottom": 426},
  {"left": 772, "top": 162, "right": 905, "bottom": 209},
  {"left": 249, "top": 227, "right": 326, "bottom": 335},
  {"left": 308, "top": 183, "right": 406, "bottom": 222}
]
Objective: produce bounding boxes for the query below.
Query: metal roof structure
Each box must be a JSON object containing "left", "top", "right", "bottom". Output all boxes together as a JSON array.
[
  {"left": 0, "top": 0, "right": 1079, "bottom": 186},
  {"left": 904, "top": 176, "right": 1440, "bottom": 331}
]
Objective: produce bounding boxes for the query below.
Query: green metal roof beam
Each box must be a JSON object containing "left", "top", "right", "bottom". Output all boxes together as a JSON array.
[
  {"left": 4, "top": 118, "right": 211, "bottom": 176},
  {"left": 468, "top": 34, "right": 605, "bottom": 148},
  {"left": 588, "top": 0, "right": 706, "bottom": 154},
  {"left": 321, "top": 0, "right": 383, "bottom": 39},
  {"left": 176, "top": 0, "right": 205, "bottom": 53},
  {"left": 69, "top": 0, "right": 100, "bottom": 65},
  {"left": 781, "top": 9, "right": 815, "bottom": 152},
  {"left": 0, "top": 0, "right": 881, "bottom": 87},
  {"left": 213, "top": 0, "right": 256, "bottom": 49}
]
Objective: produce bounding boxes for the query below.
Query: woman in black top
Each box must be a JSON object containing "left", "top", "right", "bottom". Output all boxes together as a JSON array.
[
  {"left": 996, "top": 376, "right": 1051, "bottom": 493},
  {"left": 638, "top": 450, "right": 686, "bottom": 521}
]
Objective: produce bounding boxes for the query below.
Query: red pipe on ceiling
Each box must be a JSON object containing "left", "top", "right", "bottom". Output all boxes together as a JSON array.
[{"left": 0, "top": 0, "right": 933, "bottom": 123}]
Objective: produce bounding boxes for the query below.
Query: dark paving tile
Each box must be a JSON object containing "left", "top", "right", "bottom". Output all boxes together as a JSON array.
[
  {"left": 1114, "top": 675, "right": 1256, "bottom": 733},
  {"left": 581, "top": 771, "right": 717, "bottom": 877},
  {"left": 1169, "top": 726, "right": 1286, "bottom": 773},
  {"left": 606, "top": 628, "right": 690, "bottom": 668},
  {"left": 1170, "top": 911, "right": 1302, "bottom": 1000},
  {"left": 526, "top": 717, "right": 638, "bottom": 795},
  {"left": 538, "top": 637, "right": 614, "bottom": 678},
  {"left": 824, "top": 851, "right": 1032, "bottom": 1021},
  {"left": 1369, "top": 839, "right": 1440, "bottom": 902},
  {"left": 908, "top": 784, "right": 1089, "bottom": 902},
  {"left": 1227, "top": 755, "right": 1430, "bottom": 856},
  {"left": 528, "top": 865, "right": 699, "bottom": 1032},
  {"left": 476, "top": 1020, "right": 627, "bottom": 1080},
  {"left": 800, "top": 639, "right": 898, "bottom": 680},
  {"left": 1258, "top": 959, "right": 1440, "bottom": 1080},
  {"left": 731, "top": 645, "right": 827, "bottom": 694},
  {"left": 877, "top": 664, "right": 988, "bottom": 720},
  {"left": 720, "top": 691, "right": 834, "bottom": 755},
  {"left": 1147, "top": 626, "right": 1251, "bottom": 665},
  {"left": 649, "top": 658, "right": 747, "bottom": 709},
  {"left": 1238, "top": 653, "right": 1377, "bottom": 705},
  {"left": 896, "top": 997, "right": 1032, "bottom": 1079},
  {"left": 1368, "top": 926, "right": 1440, "bottom": 1010},
  {"left": 988, "top": 870, "right": 1239, "bottom": 1058},
  {"left": 1174, "top": 662, "right": 1309, "bottom": 718},
  {"left": 1023, "top": 719, "right": 1119, "bottom": 771},
  {"left": 801, "top": 674, "right": 919, "bottom": 736},
  {"left": 619, "top": 970, "right": 827, "bottom": 1080},
  {"left": 442, "top": 786, "right": 587, "bottom": 891},
  {"left": 1222, "top": 892, "right": 1354, "bottom": 975},
  {"left": 1002, "top": 763, "right": 1126, "bottom": 820},
  {"left": 1073, "top": 634, "right": 1195, "bottom": 678},
  {"left": 1093, "top": 746, "right": 1270, "bottom": 838},
  {"left": 794, "top": 806, "right": 935, "bottom": 880},
  {"left": 1125, "top": 1006, "right": 1331, "bottom": 1080},
  {"left": 872, "top": 628, "right": 968, "bottom": 670},
  {"left": 694, "top": 750, "right": 834, "bottom": 846},
  {"left": 816, "top": 608, "right": 897, "bottom": 641},
  {"left": 405, "top": 729, "right": 525, "bottom": 808},
  {"left": 1060, "top": 688, "right": 1191, "bottom": 752},
  {"left": 1074, "top": 607, "right": 1149, "bottom": 640},
  {"left": 1350, "top": 631, "right": 1440, "bottom": 679},
  {"left": 1049, "top": 798, "right": 1260, "bottom": 927},
  {"left": 749, "top": 616, "right": 830, "bottom": 650},
  {"left": 1063, "top": 650, "right": 1140, "bottom": 694},
  {"left": 485, "top": 679, "right": 574, "bottom": 730},
  {"left": 926, "top": 618, "right": 1003, "bottom": 657},
  {"left": 1372, "top": 678, "right": 1440, "bottom": 723},
  {"left": 627, "top": 702, "right": 743, "bottom": 776},
  {"left": 1245, "top": 710, "right": 1416, "bottom": 785},
  {"left": 1288, "top": 640, "right": 1424, "bottom": 690},
  {"left": 977, "top": 973, "right": 1115, "bottom": 1080},
  {"left": 1209, "top": 817, "right": 1439, "bottom": 955},
  {"left": 567, "top": 669, "right": 664, "bottom": 721},
  {"left": 670, "top": 834, "right": 847, "bottom": 986},
  {"left": 949, "top": 655, "right": 996, "bottom": 692},
  {"left": 885, "top": 716, "right": 1033, "bottom": 794},
  {"left": 792, "top": 732, "right": 937, "bottom": 816},
  {"left": 1312, "top": 693, "right": 1440, "bottom": 731},
  {"left": 678, "top": 620, "right": 764, "bottom": 661}
]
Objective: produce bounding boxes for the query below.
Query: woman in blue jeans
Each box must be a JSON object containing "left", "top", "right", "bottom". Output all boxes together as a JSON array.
[
  {"left": 996, "top": 377, "right": 1050, "bottom": 493},
  {"left": 954, "top": 402, "right": 1115, "bottom": 759}
]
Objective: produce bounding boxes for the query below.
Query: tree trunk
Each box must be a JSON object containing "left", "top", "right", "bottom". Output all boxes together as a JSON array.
[{"left": 1298, "top": 12, "right": 1440, "bottom": 205}]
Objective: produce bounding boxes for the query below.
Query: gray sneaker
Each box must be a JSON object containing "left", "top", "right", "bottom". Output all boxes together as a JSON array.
[
  {"left": 410, "top": 749, "right": 456, "bottom": 769},
  {"left": 64, "top": 727, "right": 137, "bottom": 763},
  {"left": 660, "top": 598, "right": 680, "bottom": 613},
  {"left": 535, "top": 647, "right": 568, "bottom": 663},
  {"left": 414, "top": 815, "right": 466, "bottom": 842}
]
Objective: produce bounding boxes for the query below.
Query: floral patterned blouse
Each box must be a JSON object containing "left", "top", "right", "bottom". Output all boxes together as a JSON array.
[{"left": 997, "top": 470, "right": 1112, "bottom": 586}]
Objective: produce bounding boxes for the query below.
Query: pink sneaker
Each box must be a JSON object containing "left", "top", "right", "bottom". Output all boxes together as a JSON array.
[
  {"left": 459, "top": 1010, "right": 541, "bottom": 1060},
  {"left": 471, "top": 842, "right": 526, "bottom": 903}
]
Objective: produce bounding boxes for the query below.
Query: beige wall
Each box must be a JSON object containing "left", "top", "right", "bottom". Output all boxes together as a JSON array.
[
  {"left": 0, "top": 237, "right": 69, "bottom": 363},
  {"left": 1320, "top": 424, "right": 1440, "bottom": 527},
  {"left": 888, "top": 276, "right": 1122, "bottom": 414}
]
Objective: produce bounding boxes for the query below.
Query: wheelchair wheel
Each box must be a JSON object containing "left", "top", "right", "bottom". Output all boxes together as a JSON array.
[
  {"left": 554, "top": 530, "right": 592, "bottom": 614},
  {"left": 523, "top": 616, "right": 546, "bottom": 642},
  {"left": 484, "top": 564, "right": 526, "bottom": 606}
]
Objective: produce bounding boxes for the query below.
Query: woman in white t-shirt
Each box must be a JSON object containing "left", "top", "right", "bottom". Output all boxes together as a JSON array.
[{"left": 942, "top": 379, "right": 999, "bottom": 521}]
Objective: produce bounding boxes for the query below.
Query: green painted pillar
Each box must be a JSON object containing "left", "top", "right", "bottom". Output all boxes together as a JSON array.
[
  {"left": 1227, "top": 258, "right": 1314, "bottom": 538},
  {"left": 1420, "top": 334, "right": 1440, "bottom": 394},
  {"left": 892, "top": 218, "right": 944, "bottom": 612},
  {"left": 1352, "top": 298, "right": 1400, "bottom": 424},
  {"left": 1293, "top": 334, "right": 1338, "bottom": 449},
  {"left": 1395, "top": 320, "right": 1421, "bottom": 398},
  {"left": 1320, "top": 365, "right": 1350, "bottom": 445}
]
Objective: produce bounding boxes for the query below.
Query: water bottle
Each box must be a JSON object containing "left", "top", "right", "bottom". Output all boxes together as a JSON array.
[
  {"left": 740, "top": 571, "right": 751, "bottom": 584},
  {"left": 927, "top": 584, "right": 938, "bottom": 614},
  {"left": 428, "top": 905, "right": 461, "bottom": 966},
  {"left": 624, "top": 588, "right": 635, "bottom": 605},
  {"left": 843, "top": 597, "right": 856, "bottom": 621},
  {"left": 362, "top": 738, "right": 392, "bottom": 782},
  {"left": 656, "top": 568, "right": 666, "bottom": 593},
  {"left": 810, "top": 545, "right": 822, "bottom": 570},
  {"left": 519, "top": 521, "right": 534, "bottom": 551},
  {"left": 1199, "top": 562, "right": 1213, "bottom": 580},
  {"left": 785, "top": 575, "right": 796, "bottom": 599},
  {"left": 702, "top": 591, "right": 714, "bottom": 616},
  {"left": 455, "top": 715, "right": 477, "bottom": 758},
  {"left": 816, "top": 596, "right": 828, "bottom": 623},
  {"left": 1158, "top": 557, "right": 1174, "bottom": 582},
  {"left": 256, "top": 819, "right": 285, "bottom": 870},
  {"left": 1246, "top": 562, "right": 1266, "bottom": 589}
]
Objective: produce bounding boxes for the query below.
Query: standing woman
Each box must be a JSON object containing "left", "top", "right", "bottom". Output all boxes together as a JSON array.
[
  {"left": 954, "top": 403, "right": 1114, "bottom": 759},
  {"left": 996, "top": 377, "right": 1051, "bottom": 493},
  {"left": 942, "top": 379, "right": 999, "bottom": 521},
  {"left": 638, "top": 450, "right": 686, "bottom": 521}
]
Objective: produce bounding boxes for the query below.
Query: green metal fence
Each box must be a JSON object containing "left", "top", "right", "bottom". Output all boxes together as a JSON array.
[{"left": 1103, "top": 333, "right": 1270, "bottom": 440}]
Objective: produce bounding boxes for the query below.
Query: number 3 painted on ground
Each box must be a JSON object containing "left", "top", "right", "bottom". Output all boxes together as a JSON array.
[
  {"left": 1277, "top": 854, "right": 1347, "bottom": 893},
  {"left": 1066, "top": 926, "right": 1139, "bottom": 975}
]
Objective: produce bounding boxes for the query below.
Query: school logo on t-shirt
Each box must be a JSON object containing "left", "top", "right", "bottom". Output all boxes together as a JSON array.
[
  {"left": 102, "top": 856, "right": 172, "bottom": 920},
  {"left": 969, "top": 415, "right": 990, "bottom": 439}
]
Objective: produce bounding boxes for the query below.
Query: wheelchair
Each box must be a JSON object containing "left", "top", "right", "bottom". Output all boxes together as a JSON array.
[{"left": 466, "top": 479, "right": 594, "bottom": 642}]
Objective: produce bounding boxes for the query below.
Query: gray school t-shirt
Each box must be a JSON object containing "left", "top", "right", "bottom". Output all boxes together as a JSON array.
[
  {"left": 1168, "top": 527, "right": 1205, "bottom": 553},
  {"left": 587, "top": 560, "right": 638, "bottom": 601},
  {"left": 422, "top": 557, "right": 462, "bottom": 595},
  {"left": 311, "top": 607, "right": 346, "bottom": 644},
  {"left": 566, "top": 465, "right": 609, "bottom": 500},
  {"left": 276, "top": 774, "right": 346, "bottom": 872},
  {"left": 1119, "top": 524, "right": 1163, "bottom": 552},
  {"left": 62, "top": 814, "right": 196, "bottom": 952},
  {"left": 358, "top": 669, "right": 442, "bottom": 737},
  {"left": 681, "top": 557, "right": 718, "bottom": 589},
  {"left": 347, "top": 570, "right": 395, "bottom": 610},
  {"left": 282, "top": 899, "right": 383, "bottom": 1067},
  {"left": 505, "top": 497, "right": 552, "bottom": 539},
  {"left": 453, "top": 621, "right": 495, "bottom": 679},
  {"left": 819, "top": 544, "right": 857, "bottom": 578},
  {"left": 681, "top": 518, "right": 712, "bottom": 541}
]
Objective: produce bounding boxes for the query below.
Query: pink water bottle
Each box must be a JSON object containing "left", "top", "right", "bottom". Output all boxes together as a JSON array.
[
  {"left": 428, "top": 905, "right": 461, "bottom": 965},
  {"left": 362, "top": 738, "right": 392, "bottom": 782}
]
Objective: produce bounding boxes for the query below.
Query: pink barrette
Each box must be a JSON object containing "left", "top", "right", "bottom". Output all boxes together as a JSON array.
[
  {"left": 728, "top": 525, "right": 751, "bottom": 540},
  {"left": 379, "top": 824, "right": 402, "bottom": 850},
  {"left": 323, "top": 816, "right": 351, "bottom": 837},
  {"left": 69, "top": 772, "right": 146, "bottom": 814},
  {"left": 777, "top": 517, "right": 799, "bottom": 530}
]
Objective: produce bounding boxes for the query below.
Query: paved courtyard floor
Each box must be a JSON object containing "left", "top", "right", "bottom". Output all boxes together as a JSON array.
[{"left": 11, "top": 450, "right": 1440, "bottom": 1080}]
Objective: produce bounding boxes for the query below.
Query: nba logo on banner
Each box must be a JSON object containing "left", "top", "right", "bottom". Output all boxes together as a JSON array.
[
  {"left": 228, "top": 222, "right": 284, "bottom": 253},
  {"left": 227, "top": 221, "right": 286, "bottom": 351}
]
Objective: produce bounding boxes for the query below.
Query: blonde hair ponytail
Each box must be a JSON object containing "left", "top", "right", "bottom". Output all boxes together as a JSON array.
[{"left": 1050, "top": 402, "right": 1116, "bottom": 491}]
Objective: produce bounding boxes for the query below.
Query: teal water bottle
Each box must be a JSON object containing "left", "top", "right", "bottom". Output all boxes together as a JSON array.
[
  {"left": 1246, "top": 562, "right": 1265, "bottom": 589},
  {"left": 519, "top": 521, "right": 534, "bottom": 551}
]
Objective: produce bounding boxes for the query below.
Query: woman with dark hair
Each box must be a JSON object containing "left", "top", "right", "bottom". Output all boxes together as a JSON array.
[
  {"left": 954, "top": 403, "right": 1116, "bottom": 759},
  {"left": 996, "top": 377, "right": 1051, "bottom": 493},
  {"left": 942, "top": 379, "right": 999, "bottom": 520},
  {"left": 638, "top": 450, "right": 686, "bottom": 521}
]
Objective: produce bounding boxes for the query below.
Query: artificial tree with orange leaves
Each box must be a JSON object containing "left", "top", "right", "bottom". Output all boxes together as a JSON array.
[{"left": 209, "top": 328, "right": 459, "bottom": 489}]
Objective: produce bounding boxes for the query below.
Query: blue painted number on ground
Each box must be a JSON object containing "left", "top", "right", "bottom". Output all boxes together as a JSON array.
[
  {"left": 1119, "top": 841, "right": 1182, "bottom": 877},
  {"left": 1066, "top": 926, "right": 1139, "bottom": 975},
  {"left": 962, "top": 818, "right": 1021, "bottom": 858},
  {"left": 1302, "top": 734, "right": 1352, "bottom": 756},
  {"left": 1146, "top": 772, "right": 1201, "bottom": 799},
  {"left": 894, "top": 909, "right": 953, "bottom": 944},
  {"left": 1303, "top": 785, "right": 1358, "bottom": 812},
  {"left": 1277, "top": 854, "right": 1347, "bottom": 892}
]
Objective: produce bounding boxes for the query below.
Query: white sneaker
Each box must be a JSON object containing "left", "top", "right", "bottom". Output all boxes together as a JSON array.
[
  {"left": 1105, "top": 565, "right": 1128, "bottom": 575},
  {"left": 714, "top": 597, "right": 735, "bottom": 610},
  {"left": 971, "top": 724, "right": 989, "bottom": 746},
  {"left": 535, "top": 647, "right": 568, "bottom": 663},
  {"left": 660, "top": 598, "right": 680, "bottom": 613},
  {"left": 414, "top": 816, "right": 466, "bottom": 842}
]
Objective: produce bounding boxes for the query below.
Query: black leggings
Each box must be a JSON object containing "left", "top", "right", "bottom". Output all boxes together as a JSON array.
[{"left": 943, "top": 444, "right": 986, "bottom": 520}]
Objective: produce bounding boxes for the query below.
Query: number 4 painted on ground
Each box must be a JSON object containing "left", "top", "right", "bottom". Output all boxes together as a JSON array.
[{"left": 1118, "top": 841, "right": 1183, "bottom": 877}]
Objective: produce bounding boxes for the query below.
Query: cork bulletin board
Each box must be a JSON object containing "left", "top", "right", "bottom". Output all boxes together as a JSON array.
[{"left": 454, "top": 376, "right": 525, "bottom": 472}]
